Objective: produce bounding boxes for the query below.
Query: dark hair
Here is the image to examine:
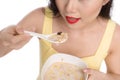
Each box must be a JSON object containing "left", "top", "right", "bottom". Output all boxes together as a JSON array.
[{"left": 48, "top": 0, "right": 113, "bottom": 19}]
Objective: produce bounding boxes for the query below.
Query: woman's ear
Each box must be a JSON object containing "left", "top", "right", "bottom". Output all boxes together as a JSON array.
[{"left": 102, "top": 0, "right": 110, "bottom": 6}]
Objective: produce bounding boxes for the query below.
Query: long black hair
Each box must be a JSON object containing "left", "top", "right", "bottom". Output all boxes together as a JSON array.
[{"left": 48, "top": 0, "right": 113, "bottom": 19}]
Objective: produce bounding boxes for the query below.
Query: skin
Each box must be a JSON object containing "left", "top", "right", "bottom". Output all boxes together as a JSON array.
[{"left": 0, "top": 0, "right": 120, "bottom": 80}]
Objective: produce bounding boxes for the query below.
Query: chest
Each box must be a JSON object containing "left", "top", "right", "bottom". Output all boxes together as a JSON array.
[
  {"left": 51, "top": 17, "right": 108, "bottom": 58},
  {"left": 52, "top": 31, "right": 103, "bottom": 58}
]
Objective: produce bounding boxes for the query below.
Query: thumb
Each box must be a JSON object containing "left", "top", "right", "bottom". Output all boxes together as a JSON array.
[
  {"left": 26, "top": 27, "right": 36, "bottom": 32},
  {"left": 16, "top": 26, "right": 24, "bottom": 34},
  {"left": 16, "top": 26, "right": 36, "bottom": 34}
]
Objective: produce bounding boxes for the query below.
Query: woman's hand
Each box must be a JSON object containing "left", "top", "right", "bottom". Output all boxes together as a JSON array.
[
  {"left": 83, "top": 68, "right": 106, "bottom": 80},
  {"left": 0, "top": 25, "right": 34, "bottom": 57}
]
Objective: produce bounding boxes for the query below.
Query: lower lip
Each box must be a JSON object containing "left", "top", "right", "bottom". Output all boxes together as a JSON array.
[{"left": 66, "top": 16, "right": 80, "bottom": 24}]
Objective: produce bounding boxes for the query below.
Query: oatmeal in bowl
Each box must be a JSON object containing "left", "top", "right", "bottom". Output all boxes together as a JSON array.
[{"left": 41, "top": 53, "right": 88, "bottom": 80}]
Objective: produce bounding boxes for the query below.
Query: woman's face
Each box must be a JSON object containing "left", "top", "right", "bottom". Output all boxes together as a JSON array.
[{"left": 55, "top": 0, "right": 109, "bottom": 28}]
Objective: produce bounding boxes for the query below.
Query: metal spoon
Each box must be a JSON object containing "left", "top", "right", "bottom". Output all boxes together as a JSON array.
[{"left": 24, "top": 30, "right": 68, "bottom": 44}]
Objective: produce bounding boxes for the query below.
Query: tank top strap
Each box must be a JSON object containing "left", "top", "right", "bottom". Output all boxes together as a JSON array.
[
  {"left": 42, "top": 7, "right": 53, "bottom": 46},
  {"left": 95, "top": 20, "right": 116, "bottom": 58},
  {"left": 40, "top": 7, "right": 53, "bottom": 70},
  {"left": 42, "top": 7, "right": 53, "bottom": 34}
]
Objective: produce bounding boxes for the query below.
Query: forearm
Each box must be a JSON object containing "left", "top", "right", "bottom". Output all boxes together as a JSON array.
[
  {"left": 0, "top": 41, "right": 13, "bottom": 57},
  {"left": 105, "top": 73, "right": 120, "bottom": 80},
  {"left": 0, "top": 31, "right": 12, "bottom": 57}
]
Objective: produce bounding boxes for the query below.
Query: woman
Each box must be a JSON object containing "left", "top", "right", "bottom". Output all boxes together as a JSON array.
[{"left": 0, "top": 0, "right": 120, "bottom": 80}]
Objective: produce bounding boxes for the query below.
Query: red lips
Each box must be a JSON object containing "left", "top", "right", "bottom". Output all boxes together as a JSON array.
[{"left": 66, "top": 16, "right": 80, "bottom": 24}]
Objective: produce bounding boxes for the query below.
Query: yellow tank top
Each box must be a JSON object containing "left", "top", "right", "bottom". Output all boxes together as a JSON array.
[{"left": 37, "top": 8, "right": 116, "bottom": 80}]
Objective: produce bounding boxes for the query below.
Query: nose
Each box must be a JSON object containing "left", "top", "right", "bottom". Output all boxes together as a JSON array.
[{"left": 65, "top": 0, "right": 77, "bottom": 13}]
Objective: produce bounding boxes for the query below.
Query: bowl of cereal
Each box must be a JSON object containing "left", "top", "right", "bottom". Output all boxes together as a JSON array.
[{"left": 41, "top": 53, "right": 88, "bottom": 80}]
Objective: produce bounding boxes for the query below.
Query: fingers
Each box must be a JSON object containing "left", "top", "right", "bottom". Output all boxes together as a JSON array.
[
  {"left": 0, "top": 25, "right": 34, "bottom": 50},
  {"left": 12, "top": 35, "right": 32, "bottom": 50},
  {"left": 8, "top": 31, "right": 32, "bottom": 49},
  {"left": 83, "top": 68, "right": 95, "bottom": 80},
  {"left": 2, "top": 32, "right": 31, "bottom": 49},
  {"left": 83, "top": 68, "right": 106, "bottom": 80},
  {"left": 12, "top": 25, "right": 36, "bottom": 49}
]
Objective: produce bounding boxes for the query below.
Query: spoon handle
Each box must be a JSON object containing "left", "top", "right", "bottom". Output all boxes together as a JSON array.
[{"left": 24, "top": 30, "right": 47, "bottom": 39}]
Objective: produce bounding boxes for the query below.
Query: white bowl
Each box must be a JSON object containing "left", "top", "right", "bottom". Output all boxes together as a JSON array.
[{"left": 41, "top": 53, "right": 88, "bottom": 80}]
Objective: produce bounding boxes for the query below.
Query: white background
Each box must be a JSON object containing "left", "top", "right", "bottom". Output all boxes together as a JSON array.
[{"left": 0, "top": 0, "right": 120, "bottom": 80}]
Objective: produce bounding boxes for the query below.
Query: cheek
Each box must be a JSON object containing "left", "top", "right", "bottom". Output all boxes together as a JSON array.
[
  {"left": 55, "top": 1, "right": 64, "bottom": 14},
  {"left": 55, "top": 0, "right": 66, "bottom": 10},
  {"left": 81, "top": 5, "right": 103, "bottom": 21}
]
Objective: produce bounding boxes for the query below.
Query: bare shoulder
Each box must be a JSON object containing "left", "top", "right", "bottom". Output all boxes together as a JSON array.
[
  {"left": 17, "top": 7, "right": 46, "bottom": 33},
  {"left": 112, "top": 23, "right": 120, "bottom": 48},
  {"left": 105, "top": 22, "right": 120, "bottom": 74}
]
